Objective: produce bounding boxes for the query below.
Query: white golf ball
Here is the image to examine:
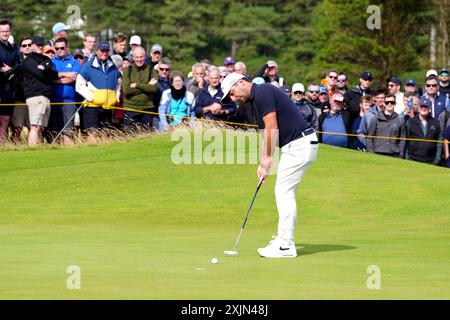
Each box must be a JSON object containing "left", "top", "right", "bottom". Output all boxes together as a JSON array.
[{"left": 211, "top": 258, "right": 218, "bottom": 264}]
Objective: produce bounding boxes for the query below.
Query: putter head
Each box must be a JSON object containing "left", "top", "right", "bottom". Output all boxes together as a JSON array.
[{"left": 224, "top": 250, "right": 239, "bottom": 256}]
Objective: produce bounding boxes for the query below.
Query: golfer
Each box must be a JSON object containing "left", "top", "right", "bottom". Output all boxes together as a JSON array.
[{"left": 221, "top": 73, "right": 319, "bottom": 258}]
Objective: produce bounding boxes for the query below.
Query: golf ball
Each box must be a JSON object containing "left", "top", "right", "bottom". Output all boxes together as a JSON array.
[{"left": 211, "top": 258, "right": 218, "bottom": 264}]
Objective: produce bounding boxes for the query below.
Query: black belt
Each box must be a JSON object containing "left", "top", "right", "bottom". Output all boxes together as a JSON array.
[{"left": 301, "top": 127, "right": 315, "bottom": 137}]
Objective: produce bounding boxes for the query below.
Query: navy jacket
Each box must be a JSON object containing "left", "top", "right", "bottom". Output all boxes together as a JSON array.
[
  {"left": 0, "top": 39, "right": 21, "bottom": 101},
  {"left": 194, "top": 85, "right": 236, "bottom": 121}
]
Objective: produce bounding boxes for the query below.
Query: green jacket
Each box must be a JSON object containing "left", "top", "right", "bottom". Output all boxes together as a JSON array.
[{"left": 122, "top": 64, "right": 157, "bottom": 110}]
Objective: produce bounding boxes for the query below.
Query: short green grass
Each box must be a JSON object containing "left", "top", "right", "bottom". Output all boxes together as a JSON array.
[{"left": 1, "top": 131, "right": 449, "bottom": 299}]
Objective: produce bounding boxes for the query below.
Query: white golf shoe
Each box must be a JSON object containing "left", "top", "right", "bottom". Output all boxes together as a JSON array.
[{"left": 257, "top": 237, "right": 297, "bottom": 258}]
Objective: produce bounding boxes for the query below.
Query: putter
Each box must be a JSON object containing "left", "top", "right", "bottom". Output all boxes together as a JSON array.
[
  {"left": 52, "top": 104, "right": 84, "bottom": 144},
  {"left": 224, "top": 178, "right": 264, "bottom": 256}
]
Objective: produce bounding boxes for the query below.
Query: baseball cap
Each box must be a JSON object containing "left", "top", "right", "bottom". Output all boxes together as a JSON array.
[
  {"left": 319, "top": 86, "right": 328, "bottom": 94},
  {"left": 129, "top": 35, "right": 141, "bottom": 46},
  {"left": 223, "top": 56, "right": 235, "bottom": 65},
  {"left": 267, "top": 60, "right": 278, "bottom": 68},
  {"left": 97, "top": 41, "right": 110, "bottom": 51},
  {"left": 252, "top": 77, "right": 265, "bottom": 85},
  {"left": 151, "top": 43, "right": 162, "bottom": 53},
  {"left": 387, "top": 76, "right": 402, "bottom": 85},
  {"left": 426, "top": 69, "right": 438, "bottom": 78},
  {"left": 292, "top": 83, "right": 305, "bottom": 93},
  {"left": 405, "top": 79, "right": 417, "bottom": 86},
  {"left": 43, "top": 45, "right": 55, "bottom": 54},
  {"left": 439, "top": 68, "right": 449, "bottom": 76},
  {"left": 73, "top": 49, "right": 85, "bottom": 59},
  {"left": 32, "top": 36, "right": 45, "bottom": 46},
  {"left": 220, "top": 72, "right": 245, "bottom": 104},
  {"left": 52, "top": 22, "right": 71, "bottom": 34},
  {"left": 419, "top": 96, "right": 432, "bottom": 108},
  {"left": 360, "top": 71, "right": 373, "bottom": 81}
]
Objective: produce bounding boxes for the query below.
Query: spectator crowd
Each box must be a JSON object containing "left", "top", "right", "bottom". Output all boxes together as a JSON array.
[{"left": 1, "top": 19, "right": 450, "bottom": 168}]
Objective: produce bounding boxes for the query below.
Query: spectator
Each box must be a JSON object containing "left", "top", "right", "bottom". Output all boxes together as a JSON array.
[
  {"left": 291, "top": 82, "right": 318, "bottom": 131},
  {"left": 186, "top": 63, "right": 206, "bottom": 98},
  {"left": 321, "top": 69, "right": 338, "bottom": 97},
  {"left": 49, "top": 37, "right": 80, "bottom": 146},
  {"left": 318, "top": 86, "right": 331, "bottom": 113},
  {"left": 22, "top": 36, "right": 58, "bottom": 146},
  {"left": 357, "top": 88, "right": 386, "bottom": 147},
  {"left": 439, "top": 107, "right": 450, "bottom": 137},
  {"left": 281, "top": 84, "right": 291, "bottom": 97},
  {"left": 121, "top": 46, "right": 157, "bottom": 129},
  {"left": 404, "top": 97, "right": 442, "bottom": 165},
  {"left": 351, "top": 95, "right": 372, "bottom": 150},
  {"left": 318, "top": 91, "right": 351, "bottom": 148},
  {"left": 0, "top": 19, "right": 21, "bottom": 143},
  {"left": 254, "top": 60, "right": 280, "bottom": 84},
  {"left": 11, "top": 36, "right": 32, "bottom": 144},
  {"left": 48, "top": 22, "right": 70, "bottom": 47},
  {"left": 438, "top": 68, "right": 450, "bottom": 97},
  {"left": 336, "top": 72, "right": 349, "bottom": 95},
  {"left": 75, "top": 41, "right": 121, "bottom": 142},
  {"left": 218, "top": 66, "right": 229, "bottom": 83},
  {"left": 73, "top": 49, "right": 86, "bottom": 66},
  {"left": 194, "top": 67, "right": 236, "bottom": 121},
  {"left": 402, "top": 92, "right": 419, "bottom": 120},
  {"left": 344, "top": 71, "right": 373, "bottom": 122},
  {"left": 200, "top": 58, "right": 212, "bottom": 79},
  {"left": 443, "top": 124, "right": 450, "bottom": 168},
  {"left": 386, "top": 76, "right": 405, "bottom": 114},
  {"left": 234, "top": 61, "right": 251, "bottom": 79},
  {"left": 158, "top": 71, "right": 195, "bottom": 131},
  {"left": 82, "top": 33, "right": 96, "bottom": 59},
  {"left": 366, "top": 94, "right": 405, "bottom": 158},
  {"left": 129, "top": 35, "right": 141, "bottom": 51},
  {"left": 223, "top": 56, "right": 235, "bottom": 73},
  {"left": 422, "top": 75, "right": 448, "bottom": 119},
  {"left": 306, "top": 84, "right": 322, "bottom": 116},
  {"left": 112, "top": 33, "right": 128, "bottom": 59},
  {"left": 404, "top": 79, "right": 420, "bottom": 97},
  {"left": 149, "top": 43, "right": 163, "bottom": 72},
  {"left": 153, "top": 57, "right": 172, "bottom": 110}
]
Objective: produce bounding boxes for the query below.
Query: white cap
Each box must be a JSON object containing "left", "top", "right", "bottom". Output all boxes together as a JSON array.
[
  {"left": 220, "top": 72, "right": 245, "bottom": 104},
  {"left": 129, "top": 35, "right": 142, "bottom": 45},
  {"left": 267, "top": 60, "right": 278, "bottom": 68},
  {"left": 426, "top": 69, "right": 438, "bottom": 78},
  {"left": 292, "top": 83, "right": 305, "bottom": 93}
]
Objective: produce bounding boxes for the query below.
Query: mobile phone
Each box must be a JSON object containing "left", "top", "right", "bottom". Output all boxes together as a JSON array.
[{"left": 407, "top": 98, "right": 413, "bottom": 109}]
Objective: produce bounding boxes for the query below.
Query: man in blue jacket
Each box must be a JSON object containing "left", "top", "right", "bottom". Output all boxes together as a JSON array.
[{"left": 50, "top": 37, "right": 80, "bottom": 145}]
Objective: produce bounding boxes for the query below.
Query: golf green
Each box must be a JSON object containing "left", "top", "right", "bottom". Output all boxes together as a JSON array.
[{"left": 1, "top": 131, "right": 449, "bottom": 299}]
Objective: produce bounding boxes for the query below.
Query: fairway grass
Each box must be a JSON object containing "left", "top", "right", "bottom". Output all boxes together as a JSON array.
[{"left": 1, "top": 131, "right": 449, "bottom": 299}]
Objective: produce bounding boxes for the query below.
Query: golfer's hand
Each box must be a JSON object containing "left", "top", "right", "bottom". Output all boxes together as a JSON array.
[{"left": 257, "top": 158, "right": 272, "bottom": 182}]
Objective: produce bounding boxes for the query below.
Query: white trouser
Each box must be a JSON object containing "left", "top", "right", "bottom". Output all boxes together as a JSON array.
[{"left": 275, "top": 133, "right": 318, "bottom": 244}]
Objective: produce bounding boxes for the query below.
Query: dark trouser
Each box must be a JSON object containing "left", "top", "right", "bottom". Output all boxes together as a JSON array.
[
  {"left": 83, "top": 107, "right": 112, "bottom": 131},
  {"left": 123, "top": 109, "right": 155, "bottom": 129}
]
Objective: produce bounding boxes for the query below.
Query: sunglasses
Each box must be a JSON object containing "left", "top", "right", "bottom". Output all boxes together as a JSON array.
[
  {"left": 55, "top": 47, "right": 66, "bottom": 51},
  {"left": 385, "top": 101, "right": 396, "bottom": 105},
  {"left": 293, "top": 91, "right": 304, "bottom": 95},
  {"left": 309, "top": 90, "right": 320, "bottom": 94},
  {"left": 336, "top": 79, "right": 347, "bottom": 82},
  {"left": 328, "top": 76, "right": 337, "bottom": 79},
  {"left": 159, "top": 68, "right": 170, "bottom": 72},
  {"left": 426, "top": 84, "right": 438, "bottom": 88},
  {"left": 21, "top": 43, "right": 32, "bottom": 48}
]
